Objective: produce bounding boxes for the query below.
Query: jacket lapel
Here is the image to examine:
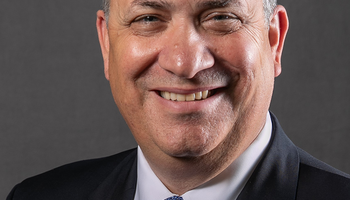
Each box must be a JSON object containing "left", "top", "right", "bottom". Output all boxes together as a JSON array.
[
  {"left": 237, "top": 113, "right": 300, "bottom": 200},
  {"left": 88, "top": 149, "right": 137, "bottom": 200}
]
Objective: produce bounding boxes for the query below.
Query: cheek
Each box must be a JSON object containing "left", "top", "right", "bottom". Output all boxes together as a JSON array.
[
  {"left": 214, "top": 36, "right": 260, "bottom": 86},
  {"left": 112, "top": 38, "right": 154, "bottom": 79},
  {"left": 108, "top": 36, "right": 165, "bottom": 139},
  {"left": 210, "top": 34, "right": 271, "bottom": 110},
  {"left": 211, "top": 34, "right": 260, "bottom": 75},
  {"left": 108, "top": 36, "right": 159, "bottom": 99}
]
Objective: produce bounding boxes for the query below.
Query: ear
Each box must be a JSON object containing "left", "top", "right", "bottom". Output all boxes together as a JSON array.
[
  {"left": 268, "top": 5, "right": 289, "bottom": 77},
  {"left": 96, "top": 10, "right": 110, "bottom": 80}
]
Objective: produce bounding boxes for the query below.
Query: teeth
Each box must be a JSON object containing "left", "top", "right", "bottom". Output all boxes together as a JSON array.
[
  {"left": 160, "top": 90, "right": 212, "bottom": 101},
  {"left": 202, "top": 90, "right": 208, "bottom": 99},
  {"left": 171, "top": 93, "right": 177, "bottom": 101},
  {"left": 195, "top": 92, "right": 202, "bottom": 100},
  {"left": 177, "top": 94, "right": 186, "bottom": 102},
  {"left": 186, "top": 93, "right": 195, "bottom": 101}
]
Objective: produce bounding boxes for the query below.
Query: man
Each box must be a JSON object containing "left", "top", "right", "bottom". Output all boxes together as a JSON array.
[{"left": 7, "top": 0, "right": 350, "bottom": 199}]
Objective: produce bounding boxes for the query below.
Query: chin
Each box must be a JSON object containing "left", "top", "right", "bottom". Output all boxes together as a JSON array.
[
  {"left": 166, "top": 148, "right": 208, "bottom": 158},
  {"left": 159, "top": 136, "right": 218, "bottom": 158}
]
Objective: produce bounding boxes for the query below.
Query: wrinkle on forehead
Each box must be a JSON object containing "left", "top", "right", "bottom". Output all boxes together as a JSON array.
[{"left": 122, "top": 0, "right": 245, "bottom": 11}]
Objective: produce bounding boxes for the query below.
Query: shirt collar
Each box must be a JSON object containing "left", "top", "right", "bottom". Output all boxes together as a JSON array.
[{"left": 135, "top": 113, "right": 272, "bottom": 200}]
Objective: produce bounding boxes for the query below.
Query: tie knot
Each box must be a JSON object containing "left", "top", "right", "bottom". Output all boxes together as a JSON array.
[{"left": 164, "top": 196, "right": 184, "bottom": 200}]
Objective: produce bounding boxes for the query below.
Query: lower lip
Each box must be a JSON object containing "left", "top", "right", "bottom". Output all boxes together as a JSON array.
[{"left": 152, "top": 90, "right": 224, "bottom": 114}]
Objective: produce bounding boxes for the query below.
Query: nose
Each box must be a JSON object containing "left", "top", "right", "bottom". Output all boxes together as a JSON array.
[{"left": 158, "top": 24, "right": 214, "bottom": 79}]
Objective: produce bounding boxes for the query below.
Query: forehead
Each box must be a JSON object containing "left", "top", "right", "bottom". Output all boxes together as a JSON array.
[{"left": 111, "top": 0, "right": 261, "bottom": 13}]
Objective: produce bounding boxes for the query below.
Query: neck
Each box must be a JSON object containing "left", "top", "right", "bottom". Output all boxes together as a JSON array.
[
  {"left": 139, "top": 113, "right": 268, "bottom": 195},
  {"left": 147, "top": 151, "right": 236, "bottom": 194}
]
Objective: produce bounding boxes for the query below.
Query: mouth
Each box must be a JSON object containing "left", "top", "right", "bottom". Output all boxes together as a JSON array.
[{"left": 159, "top": 90, "right": 215, "bottom": 102}]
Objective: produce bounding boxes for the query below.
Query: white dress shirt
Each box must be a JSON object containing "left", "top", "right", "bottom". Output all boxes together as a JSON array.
[{"left": 134, "top": 113, "right": 272, "bottom": 200}]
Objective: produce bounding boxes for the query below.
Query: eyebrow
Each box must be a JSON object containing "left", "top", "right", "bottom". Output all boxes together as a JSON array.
[
  {"left": 130, "top": 0, "right": 174, "bottom": 10},
  {"left": 197, "top": 0, "right": 238, "bottom": 9}
]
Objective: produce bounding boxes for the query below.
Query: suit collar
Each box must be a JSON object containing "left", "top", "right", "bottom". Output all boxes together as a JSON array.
[
  {"left": 89, "top": 149, "right": 137, "bottom": 200},
  {"left": 237, "top": 113, "right": 300, "bottom": 200}
]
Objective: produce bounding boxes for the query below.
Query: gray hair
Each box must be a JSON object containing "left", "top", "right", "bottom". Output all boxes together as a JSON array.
[
  {"left": 263, "top": 0, "right": 277, "bottom": 24},
  {"left": 102, "top": 0, "right": 277, "bottom": 25},
  {"left": 102, "top": 0, "right": 110, "bottom": 23}
]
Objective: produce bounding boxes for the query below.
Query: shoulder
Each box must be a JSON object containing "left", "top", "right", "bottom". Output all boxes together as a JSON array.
[
  {"left": 7, "top": 148, "right": 137, "bottom": 200},
  {"left": 296, "top": 147, "right": 350, "bottom": 200}
]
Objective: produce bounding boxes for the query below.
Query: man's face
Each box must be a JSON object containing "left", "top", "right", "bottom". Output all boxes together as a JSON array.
[{"left": 98, "top": 0, "right": 286, "bottom": 160}]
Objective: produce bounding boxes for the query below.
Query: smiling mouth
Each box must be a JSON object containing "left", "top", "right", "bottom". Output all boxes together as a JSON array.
[{"left": 159, "top": 90, "right": 215, "bottom": 101}]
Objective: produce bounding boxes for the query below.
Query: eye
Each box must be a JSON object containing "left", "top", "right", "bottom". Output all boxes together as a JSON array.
[
  {"left": 201, "top": 12, "right": 242, "bottom": 34},
  {"left": 212, "top": 15, "right": 232, "bottom": 21},
  {"left": 134, "top": 15, "right": 160, "bottom": 23},
  {"left": 130, "top": 14, "right": 168, "bottom": 36}
]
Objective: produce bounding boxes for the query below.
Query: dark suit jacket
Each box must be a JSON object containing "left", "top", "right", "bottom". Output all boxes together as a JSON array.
[{"left": 7, "top": 113, "right": 350, "bottom": 200}]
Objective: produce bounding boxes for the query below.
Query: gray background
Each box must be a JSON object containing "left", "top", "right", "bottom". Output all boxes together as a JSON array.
[{"left": 1, "top": 0, "right": 349, "bottom": 198}]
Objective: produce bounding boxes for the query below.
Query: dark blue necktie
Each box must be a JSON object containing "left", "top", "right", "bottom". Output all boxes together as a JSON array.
[{"left": 164, "top": 196, "right": 183, "bottom": 200}]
